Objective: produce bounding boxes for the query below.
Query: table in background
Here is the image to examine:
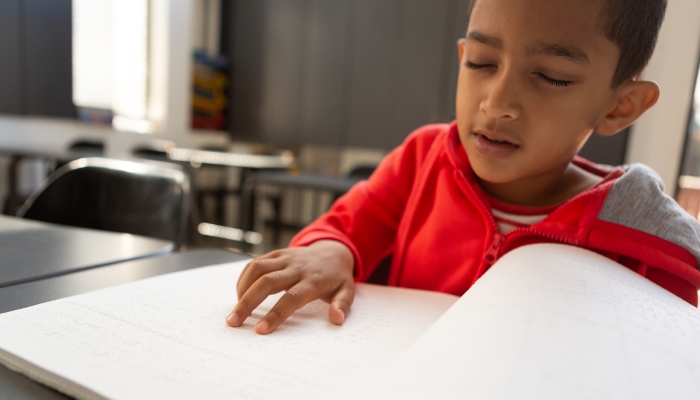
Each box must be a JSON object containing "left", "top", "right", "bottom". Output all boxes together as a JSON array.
[
  {"left": 168, "top": 148, "right": 295, "bottom": 240},
  {"left": 0, "top": 248, "right": 251, "bottom": 400},
  {"left": 245, "top": 171, "right": 364, "bottom": 246},
  {"left": 0, "top": 215, "right": 174, "bottom": 288},
  {"left": 0, "top": 145, "right": 103, "bottom": 215}
]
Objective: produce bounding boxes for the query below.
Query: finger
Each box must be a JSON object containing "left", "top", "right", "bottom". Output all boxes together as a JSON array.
[
  {"left": 236, "top": 257, "right": 288, "bottom": 300},
  {"left": 227, "top": 270, "right": 299, "bottom": 327},
  {"left": 237, "top": 251, "right": 286, "bottom": 286},
  {"left": 251, "top": 249, "right": 285, "bottom": 262},
  {"left": 328, "top": 283, "right": 355, "bottom": 326},
  {"left": 255, "top": 283, "right": 317, "bottom": 335}
]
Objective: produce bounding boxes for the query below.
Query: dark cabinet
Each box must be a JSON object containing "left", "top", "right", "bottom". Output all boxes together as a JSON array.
[
  {"left": 346, "top": 0, "right": 469, "bottom": 148},
  {"left": 24, "top": 0, "right": 74, "bottom": 117},
  {"left": 226, "top": 0, "right": 469, "bottom": 150},
  {"left": 0, "top": 0, "right": 74, "bottom": 118},
  {"left": 0, "top": 0, "right": 23, "bottom": 115}
]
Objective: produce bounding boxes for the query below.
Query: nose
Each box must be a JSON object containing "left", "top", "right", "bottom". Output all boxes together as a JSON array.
[{"left": 480, "top": 70, "right": 521, "bottom": 120}]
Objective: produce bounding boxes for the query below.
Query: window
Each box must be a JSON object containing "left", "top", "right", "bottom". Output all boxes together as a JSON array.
[
  {"left": 72, "top": 0, "right": 151, "bottom": 132},
  {"left": 681, "top": 61, "right": 700, "bottom": 178},
  {"left": 676, "top": 62, "right": 700, "bottom": 219}
]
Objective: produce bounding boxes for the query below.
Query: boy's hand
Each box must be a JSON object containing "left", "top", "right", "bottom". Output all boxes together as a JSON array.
[{"left": 226, "top": 240, "right": 355, "bottom": 335}]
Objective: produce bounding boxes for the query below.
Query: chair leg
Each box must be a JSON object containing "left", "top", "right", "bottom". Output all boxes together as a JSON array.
[
  {"left": 272, "top": 196, "right": 282, "bottom": 246},
  {"left": 4, "top": 156, "right": 22, "bottom": 216},
  {"left": 240, "top": 175, "right": 256, "bottom": 233},
  {"left": 214, "top": 187, "right": 225, "bottom": 225}
]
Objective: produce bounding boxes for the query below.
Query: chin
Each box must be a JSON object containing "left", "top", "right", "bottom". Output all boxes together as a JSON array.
[
  {"left": 465, "top": 151, "right": 515, "bottom": 183},
  {"left": 470, "top": 163, "right": 519, "bottom": 185}
]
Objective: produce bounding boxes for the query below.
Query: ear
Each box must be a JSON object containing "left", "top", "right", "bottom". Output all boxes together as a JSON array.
[
  {"left": 457, "top": 38, "right": 466, "bottom": 62},
  {"left": 595, "top": 81, "right": 660, "bottom": 136}
]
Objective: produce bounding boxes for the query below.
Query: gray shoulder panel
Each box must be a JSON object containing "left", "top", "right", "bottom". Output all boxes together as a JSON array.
[{"left": 599, "top": 164, "right": 700, "bottom": 267}]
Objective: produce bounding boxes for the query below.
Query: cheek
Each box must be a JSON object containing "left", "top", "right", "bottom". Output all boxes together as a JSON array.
[
  {"left": 530, "top": 95, "right": 596, "bottom": 137},
  {"left": 525, "top": 105, "right": 593, "bottom": 158},
  {"left": 549, "top": 85, "right": 610, "bottom": 130},
  {"left": 455, "top": 75, "right": 474, "bottom": 136},
  {"left": 532, "top": 127, "right": 593, "bottom": 165},
  {"left": 456, "top": 76, "right": 482, "bottom": 118},
  {"left": 455, "top": 75, "right": 469, "bottom": 109}
]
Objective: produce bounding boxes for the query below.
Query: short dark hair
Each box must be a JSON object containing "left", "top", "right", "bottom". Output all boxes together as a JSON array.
[
  {"left": 599, "top": 0, "right": 667, "bottom": 87},
  {"left": 468, "top": 0, "right": 668, "bottom": 88}
]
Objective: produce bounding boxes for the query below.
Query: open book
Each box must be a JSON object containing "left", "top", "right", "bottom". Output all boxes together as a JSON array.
[{"left": 0, "top": 244, "right": 699, "bottom": 399}]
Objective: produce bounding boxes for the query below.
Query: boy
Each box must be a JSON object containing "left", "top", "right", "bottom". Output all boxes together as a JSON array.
[{"left": 227, "top": 0, "right": 700, "bottom": 335}]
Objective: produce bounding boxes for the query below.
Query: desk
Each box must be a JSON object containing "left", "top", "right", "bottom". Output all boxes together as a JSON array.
[
  {"left": 167, "top": 147, "right": 295, "bottom": 241},
  {"left": 167, "top": 148, "right": 294, "bottom": 169},
  {"left": 0, "top": 248, "right": 251, "bottom": 400},
  {"left": 252, "top": 171, "right": 363, "bottom": 193},
  {"left": 243, "top": 172, "right": 364, "bottom": 246},
  {"left": 0, "top": 144, "right": 102, "bottom": 161},
  {"left": 0, "top": 215, "right": 174, "bottom": 288}
]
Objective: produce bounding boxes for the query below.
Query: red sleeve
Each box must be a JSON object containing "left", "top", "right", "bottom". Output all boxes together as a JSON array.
[
  {"left": 289, "top": 124, "right": 446, "bottom": 281},
  {"left": 589, "top": 220, "right": 700, "bottom": 306}
]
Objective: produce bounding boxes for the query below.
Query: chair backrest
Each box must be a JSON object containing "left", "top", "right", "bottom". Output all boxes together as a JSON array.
[
  {"left": 68, "top": 140, "right": 105, "bottom": 155},
  {"left": 346, "top": 164, "right": 377, "bottom": 179},
  {"left": 17, "top": 158, "right": 191, "bottom": 250}
]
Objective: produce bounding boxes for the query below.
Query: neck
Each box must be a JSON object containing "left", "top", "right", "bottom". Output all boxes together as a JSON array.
[{"left": 478, "top": 162, "right": 601, "bottom": 207}]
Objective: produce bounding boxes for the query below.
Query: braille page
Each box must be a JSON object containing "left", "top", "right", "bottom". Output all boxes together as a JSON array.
[
  {"left": 0, "top": 260, "right": 457, "bottom": 400},
  {"left": 362, "top": 244, "right": 700, "bottom": 400}
]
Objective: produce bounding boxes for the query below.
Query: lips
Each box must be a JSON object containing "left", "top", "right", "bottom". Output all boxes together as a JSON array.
[{"left": 472, "top": 130, "right": 520, "bottom": 158}]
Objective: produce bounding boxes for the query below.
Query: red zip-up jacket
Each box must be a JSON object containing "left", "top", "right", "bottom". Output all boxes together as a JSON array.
[{"left": 291, "top": 122, "right": 700, "bottom": 305}]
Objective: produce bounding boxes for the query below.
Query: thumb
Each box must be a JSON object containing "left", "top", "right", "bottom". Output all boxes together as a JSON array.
[{"left": 329, "top": 283, "right": 355, "bottom": 325}]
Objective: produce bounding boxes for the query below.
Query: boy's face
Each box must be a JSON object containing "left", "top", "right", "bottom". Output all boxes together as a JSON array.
[{"left": 457, "top": 0, "right": 621, "bottom": 187}]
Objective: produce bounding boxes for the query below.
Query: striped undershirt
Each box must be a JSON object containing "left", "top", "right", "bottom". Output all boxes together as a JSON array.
[
  {"left": 491, "top": 208, "right": 549, "bottom": 234},
  {"left": 487, "top": 169, "right": 610, "bottom": 234},
  {"left": 488, "top": 195, "right": 559, "bottom": 234}
]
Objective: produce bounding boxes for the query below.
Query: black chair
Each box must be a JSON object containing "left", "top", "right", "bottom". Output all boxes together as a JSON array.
[
  {"left": 329, "top": 164, "right": 378, "bottom": 203},
  {"left": 17, "top": 157, "right": 191, "bottom": 250},
  {"left": 346, "top": 164, "right": 377, "bottom": 180}
]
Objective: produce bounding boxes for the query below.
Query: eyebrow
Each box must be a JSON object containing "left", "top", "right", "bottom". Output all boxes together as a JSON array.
[
  {"left": 466, "top": 30, "right": 590, "bottom": 66},
  {"left": 526, "top": 43, "right": 590, "bottom": 65},
  {"left": 466, "top": 31, "right": 503, "bottom": 50}
]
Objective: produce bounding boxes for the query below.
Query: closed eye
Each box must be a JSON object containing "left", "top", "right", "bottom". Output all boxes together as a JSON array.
[
  {"left": 537, "top": 73, "right": 572, "bottom": 87},
  {"left": 466, "top": 61, "right": 494, "bottom": 70}
]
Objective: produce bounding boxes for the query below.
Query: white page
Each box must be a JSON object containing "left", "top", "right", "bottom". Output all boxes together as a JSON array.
[
  {"left": 364, "top": 244, "right": 700, "bottom": 400},
  {"left": 0, "top": 260, "right": 457, "bottom": 400}
]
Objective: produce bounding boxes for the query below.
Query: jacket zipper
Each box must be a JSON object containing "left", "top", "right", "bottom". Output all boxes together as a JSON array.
[
  {"left": 483, "top": 226, "right": 576, "bottom": 268},
  {"left": 458, "top": 171, "right": 507, "bottom": 267},
  {"left": 457, "top": 170, "right": 575, "bottom": 268},
  {"left": 484, "top": 233, "right": 506, "bottom": 265}
]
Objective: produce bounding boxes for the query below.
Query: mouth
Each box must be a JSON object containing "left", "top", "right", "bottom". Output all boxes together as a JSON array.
[{"left": 471, "top": 130, "right": 520, "bottom": 158}]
